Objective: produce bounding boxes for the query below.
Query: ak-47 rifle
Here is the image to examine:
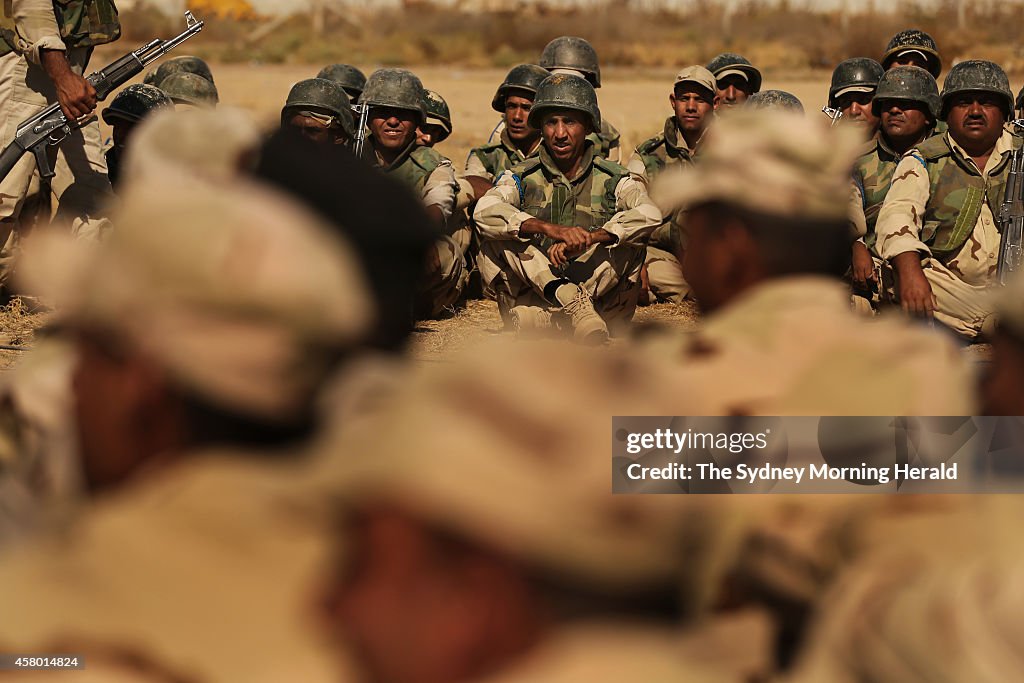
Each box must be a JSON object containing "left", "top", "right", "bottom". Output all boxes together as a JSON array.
[
  {"left": 352, "top": 103, "right": 370, "bottom": 158},
  {"left": 997, "top": 119, "right": 1024, "bottom": 285},
  {"left": 821, "top": 105, "right": 843, "bottom": 127},
  {"left": 0, "top": 11, "right": 205, "bottom": 183}
]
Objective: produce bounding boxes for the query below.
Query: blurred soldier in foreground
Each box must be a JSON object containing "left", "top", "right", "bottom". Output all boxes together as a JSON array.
[
  {"left": 539, "top": 35, "right": 622, "bottom": 162},
  {"left": 849, "top": 66, "right": 939, "bottom": 304},
  {"left": 281, "top": 77, "right": 355, "bottom": 146},
  {"left": 143, "top": 54, "right": 215, "bottom": 89},
  {"left": 651, "top": 109, "right": 973, "bottom": 414},
  {"left": 358, "top": 68, "right": 468, "bottom": 318},
  {"left": 630, "top": 65, "right": 719, "bottom": 303},
  {"left": 474, "top": 74, "right": 660, "bottom": 343},
  {"left": 825, "top": 58, "right": 883, "bottom": 138},
  {"left": 875, "top": 60, "right": 1018, "bottom": 340},
  {"left": 317, "top": 62, "right": 367, "bottom": 101},
  {"left": 706, "top": 53, "right": 762, "bottom": 108},
  {"left": 746, "top": 89, "right": 804, "bottom": 113},
  {"left": 416, "top": 89, "right": 452, "bottom": 148},
  {"left": 881, "top": 28, "right": 942, "bottom": 78},
  {"left": 465, "top": 64, "right": 548, "bottom": 203},
  {"left": 101, "top": 84, "right": 174, "bottom": 189},
  {"left": 982, "top": 273, "right": 1024, "bottom": 414},
  {"left": 161, "top": 70, "right": 219, "bottom": 108}
]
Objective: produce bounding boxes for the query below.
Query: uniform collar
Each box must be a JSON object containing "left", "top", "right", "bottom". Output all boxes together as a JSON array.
[
  {"left": 500, "top": 129, "right": 541, "bottom": 160},
  {"left": 663, "top": 116, "right": 705, "bottom": 158},
  {"left": 944, "top": 127, "right": 1017, "bottom": 175},
  {"left": 539, "top": 139, "right": 597, "bottom": 183},
  {"left": 366, "top": 136, "right": 418, "bottom": 171}
]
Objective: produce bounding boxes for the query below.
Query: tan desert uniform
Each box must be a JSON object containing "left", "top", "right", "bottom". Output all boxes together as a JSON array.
[
  {"left": 465, "top": 129, "right": 540, "bottom": 183},
  {"left": 0, "top": 0, "right": 115, "bottom": 284},
  {"left": 474, "top": 143, "right": 661, "bottom": 328},
  {"left": 875, "top": 129, "right": 1019, "bottom": 338}
]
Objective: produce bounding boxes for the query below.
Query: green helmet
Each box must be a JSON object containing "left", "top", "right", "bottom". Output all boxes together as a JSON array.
[
  {"left": 882, "top": 29, "right": 942, "bottom": 78},
  {"left": 491, "top": 63, "right": 550, "bottom": 112},
  {"left": 527, "top": 74, "right": 601, "bottom": 130},
  {"left": 871, "top": 66, "right": 940, "bottom": 119},
  {"left": 705, "top": 53, "right": 763, "bottom": 93},
  {"left": 828, "top": 58, "right": 884, "bottom": 107},
  {"left": 359, "top": 68, "right": 426, "bottom": 118},
  {"left": 102, "top": 84, "right": 174, "bottom": 125},
  {"left": 940, "top": 59, "right": 1014, "bottom": 118},
  {"left": 422, "top": 89, "right": 452, "bottom": 141},
  {"left": 315, "top": 63, "right": 366, "bottom": 100},
  {"left": 143, "top": 55, "right": 215, "bottom": 89},
  {"left": 161, "top": 72, "right": 219, "bottom": 108},
  {"left": 282, "top": 78, "right": 355, "bottom": 138},
  {"left": 746, "top": 89, "right": 804, "bottom": 113},
  {"left": 539, "top": 36, "right": 601, "bottom": 88}
]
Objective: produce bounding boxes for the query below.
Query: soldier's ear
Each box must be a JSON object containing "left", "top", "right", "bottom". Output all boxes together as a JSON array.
[
  {"left": 669, "top": 93, "right": 677, "bottom": 108},
  {"left": 713, "top": 95, "right": 722, "bottom": 111}
]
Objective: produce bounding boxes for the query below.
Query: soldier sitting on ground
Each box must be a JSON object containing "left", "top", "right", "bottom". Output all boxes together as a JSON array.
[
  {"left": 706, "top": 53, "right": 762, "bottom": 108},
  {"left": 143, "top": 54, "right": 215, "bottom": 89},
  {"left": 280, "top": 78, "right": 354, "bottom": 147},
  {"left": 101, "top": 84, "right": 174, "bottom": 189},
  {"left": 826, "top": 58, "right": 884, "bottom": 139},
  {"left": 416, "top": 89, "right": 453, "bottom": 148},
  {"left": 474, "top": 74, "right": 660, "bottom": 344}
]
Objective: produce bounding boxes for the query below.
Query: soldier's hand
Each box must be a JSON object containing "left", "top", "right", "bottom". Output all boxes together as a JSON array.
[
  {"left": 548, "top": 242, "right": 568, "bottom": 266},
  {"left": 851, "top": 242, "right": 877, "bottom": 289},
  {"left": 551, "top": 225, "right": 593, "bottom": 252},
  {"left": 897, "top": 265, "right": 936, "bottom": 318},
  {"left": 55, "top": 71, "right": 97, "bottom": 120}
]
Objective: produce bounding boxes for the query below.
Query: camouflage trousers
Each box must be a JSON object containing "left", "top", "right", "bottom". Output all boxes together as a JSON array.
[
  {"left": 418, "top": 235, "right": 470, "bottom": 319},
  {"left": 0, "top": 49, "right": 112, "bottom": 287},
  {"left": 645, "top": 246, "right": 690, "bottom": 303},
  {"left": 478, "top": 237, "right": 645, "bottom": 331}
]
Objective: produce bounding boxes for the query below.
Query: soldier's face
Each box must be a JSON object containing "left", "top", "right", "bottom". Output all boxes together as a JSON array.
[
  {"left": 416, "top": 123, "right": 448, "bottom": 148},
  {"left": 836, "top": 91, "right": 880, "bottom": 135},
  {"left": 370, "top": 107, "right": 419, "bottom": 150},
  {"left": 286, "top": 112, "right": 347, "bottom": 146},
  {"left": 890, "top": 54, "right": 931, "bottom": 71},
  {"left": 111, "top": 120, "right": 138, "bottom": 151},
  {"left": 716, "top": 75, "right": 753, "bottom": 107},
  {"left": 670, "top": 86, "right": 715, "bottom": 135},
  {"left": 504, "top": 94, "right": 536, "bottom": 141},
  {"left": 541, "top": 110, "right": 592, "bottom": 164},
  {"left": 878, "top": 99, "right": 931, "bottom": 140},
  {"left": 946, "top": 92, "right": 1006, "bottom": 150}
]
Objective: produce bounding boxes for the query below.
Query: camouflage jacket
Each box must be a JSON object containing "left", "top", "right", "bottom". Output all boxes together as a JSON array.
[
  {"left": 627, "top": 117, "right": 703, "bottom": 182},
  {"left": 363, "top": 138, "right": 458, "bottom": 224},
  {"left": 1, "top": 0, "right": 120, "bottom": 60},
  {"left": 595, "top": 117, "right": 621, "bottom": 163},
  {"left": 465, "top": 129, "right": 540, "bottom": 183},
  {"left": 473, "top": 140, "right": 661, "bottom": 251}
]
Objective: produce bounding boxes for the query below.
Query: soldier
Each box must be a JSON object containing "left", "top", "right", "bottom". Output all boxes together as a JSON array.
[
  {"left": 161, "top": 70, "right": 219, "bottom": 108},
  {"left": 316, "top": 62, "right": 366, "bottom": 101},
  {"left": 881, "top": 28, "right": 942, "bottom": 79},
  {"left": 474, "top": 74, "right": 661, "bottom": 343},
  {"left": 649, "top": 109, "right": 973, "bottom": 414},
  {"left": 706, "top": 53, "right": 762, "bottom": 108},
  {"left": 281, "top": 77, "right": 354, "bottom": 147},
  {"left": 849, "top": 66, "right": 940, "bottom": 300},
  {"left": 416, "top": 88, "right": 452, "bottom": 148},
  {"left": 101, "top": 83, "right": 174, "bottom": 189},
  {"left": 358, "top": 68, "right": 467, "bottom": 318},
  {"left": 747, "top": 89, "right": 804, "bottom": 113},
  {"left": 0, "top": 0, "right": 118, "bottom": 285},
  {"left": 539, "top": 35, "right": 622, "bottom": 162},
  {"left": 875, "top": 60, "right": 1018, "bottom": 340},
  {"left": 143, "top": 54, "right": 215, "bottom": 88},
  {"left": 464, "top": 63, "right": 549, "bottom": 202},
  {"left": 826, "top": 58, "right": 884, "bottom": 138},
  {"left": 629, "top": 65, "right": 719, "bottom": 303}
]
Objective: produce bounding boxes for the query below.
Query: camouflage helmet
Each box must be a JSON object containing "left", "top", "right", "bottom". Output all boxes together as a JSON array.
[
  {"left": 359, "top": 68, "right": 426, "bottom": 118},
  {"left": 422, "top": 89, "right": 452, "bottom": 142},
  {"left": 102, "top": 84, "right": 174, "bottom": 125},
  {"left": 143, "top": 55, "right": 215, "bottom": 88},
  {"left": 282, "top": 78, "right": 355, "bottom": 138},
  {"left": 871, "top": 66, "right": 940, "bottom": 119},
  {"left": 491, "top": 63, "right": 550, "bottom": 112},
  {"left": 539, "top": 36, "right": 601, "bottom": 88},
  {"left": 161, "top": 72, "right": 219, "bottom": 108},
  {"left": 527, "top": 73, "right": 601, "bottom": 130},
  {"left": 746, "top": 89, "right": 804, "bottom": 113},
  {"left": 828, "top": 58, "right": 884, "bottom": 107},
  {"left": 882, "top": 29, "right": 942, "bottom": 78},
  {"left": 315, "top": 63, "right": 367, "bottom": 100},
  {"left": 706, "top": 53, "right": 763, "bottom": 93},
  {"left": 940, "top": 59, "right": 1014, "bottom": 118}
]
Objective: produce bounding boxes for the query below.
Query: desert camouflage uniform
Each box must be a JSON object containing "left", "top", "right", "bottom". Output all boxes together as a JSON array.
[
  {"left": 474, "top": 141, "right": 660, "bottom": 330},
  {"left": 363, "top": 137, "right": 468, "bottom": 316},
  {"left": 876, "top": 128, "right": 1019, "bottom": 338},
  {"left": 0, "top": 0, "right": 118, "bottom": 286},
  {"left": 465, "top": 128, "right": 541, "bottom": 184}
]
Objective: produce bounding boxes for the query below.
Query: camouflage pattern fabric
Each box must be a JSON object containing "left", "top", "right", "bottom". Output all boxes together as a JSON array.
[
  {"left": 1, "top": 0, "right": 119, "bottom": 59},
  {"left": 629, "top": 117, "right": 702, "bottom": 183},
  {"left": 465, "top": 129, "right": 540, "bottom": 183}
]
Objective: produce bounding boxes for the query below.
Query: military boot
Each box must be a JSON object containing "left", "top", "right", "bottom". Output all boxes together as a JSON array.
[{"left": 560, "top": 287, "right": 608, "bottom": 345}]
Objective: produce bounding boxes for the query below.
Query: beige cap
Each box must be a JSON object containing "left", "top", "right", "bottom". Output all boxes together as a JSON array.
[
  {"left": 16, "top": 172, "right": 374, "bottom": 420},
  {"left": 673, "top": 65, "right": 717, "bottom": 95},
  {"left": 652, "top": 109, "right": 862, "bottom": 220}
]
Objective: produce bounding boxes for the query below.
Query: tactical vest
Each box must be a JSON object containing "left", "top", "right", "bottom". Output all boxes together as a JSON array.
[
  {"left": 595, "top": 118, "right": 620, "bottom": 160},
  {"left": 469, "top": 133, "right": 536, "bottom": 181},
  {"left": 385, "top": 144, "right": 443, "bottom": 194},
  {"left": 853, "top": 138, "right": 905, "bottom": 247},
  {"left": 511, "top": 147, "right": 629, "bottom": 251},
  {"left": 634, "top": 118, "right": 696, "bottom": 181},
  {"left": 1, "top": 0, "right": 120, "bottom": 57},
  {"left": 912, "top": 134, "right": 1018, "bottom": 259}
]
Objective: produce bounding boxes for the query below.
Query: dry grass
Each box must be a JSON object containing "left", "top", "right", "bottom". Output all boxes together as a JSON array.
[{"left": 0, "top": 298, "right": 48, "bottom": 370}]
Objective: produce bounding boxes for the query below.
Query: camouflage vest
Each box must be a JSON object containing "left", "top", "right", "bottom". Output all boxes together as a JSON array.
[
  {"left": 511, "top": 143, "right": 629, "bottom": 251},
  {"left": 594, "top": 118, "right": 620, "bottom": 160},
  {"left": 469, "top": 130, "right": 538, "bottom": 180},
  {"left": 380, "top": 143, "right": 443, "bottom": 194},
  {"left": 853, "top": 131, "right": 933, "bottom": 247},
  {"left": 912, "top": 133, "right": 1019, "bottom": 259},
  {"left": 634, "top": 117, "right": 698, "bottom": 180},
  {"left": 0, "top": 0, "right": 120, "bottom": 57}
]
